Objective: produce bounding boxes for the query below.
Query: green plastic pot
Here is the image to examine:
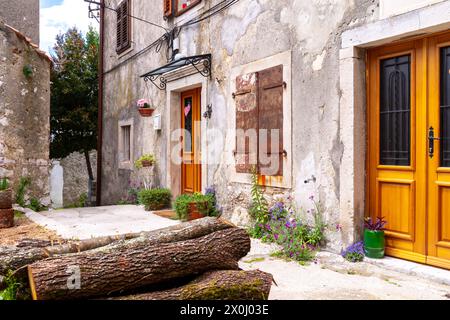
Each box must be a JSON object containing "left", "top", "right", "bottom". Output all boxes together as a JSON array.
[{"left": 364, "top": 229, "right": 385, "bottom": 259}]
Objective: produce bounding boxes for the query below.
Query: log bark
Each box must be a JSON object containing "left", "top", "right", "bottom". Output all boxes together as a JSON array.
[
  {"left": 109, "top": 270, "right": 273, "bottom": 300},
  {"left": 0, "top": 217, "right": 233, "bottom": 276},
  {"left": 28, "top": 228, "right": 250, "bottom": 300}
]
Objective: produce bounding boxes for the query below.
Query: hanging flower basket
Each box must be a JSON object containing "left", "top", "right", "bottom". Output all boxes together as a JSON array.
[{"left": 137, "top": 99, "right": 155, "bottom": 117}]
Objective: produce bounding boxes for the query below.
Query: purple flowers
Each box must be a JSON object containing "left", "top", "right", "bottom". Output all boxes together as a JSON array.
[
  {"left": 364, "top": 217, "right": 387, "bottom": 231},
  {"left": 341, "top": 241, "right": 365, "bottom": 262}
]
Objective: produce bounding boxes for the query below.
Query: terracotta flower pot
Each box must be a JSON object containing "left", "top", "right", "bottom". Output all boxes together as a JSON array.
[
  {"left": 0, "top": 189, "right": 12, "bottom": 209},
  {"left": 140, "top": 160, "right": 154, "bottom": 168},
  {"left": 138, "top": 108, "right": 155, "bottom": 117},
  {"left": 187, "top": 202, "right": 207, "bottom": 221},
  {"left": 0, "top": 208, "right": 14, "bottom": 228}
]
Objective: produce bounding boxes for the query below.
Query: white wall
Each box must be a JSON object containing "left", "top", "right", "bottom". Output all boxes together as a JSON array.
[
  {"left": 50, "top": 160, "right": 63, "bottom": 208},
  {"left": 380, "top": 0, "right": 445, "bottom": 19}
]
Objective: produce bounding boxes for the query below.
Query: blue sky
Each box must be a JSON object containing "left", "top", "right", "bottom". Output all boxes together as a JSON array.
[
  {"left": 40, "top": 0, "right": 98, "bottom": 54},
  {"left": 41, "top": 0, "right": 64, "bottom": 9}
]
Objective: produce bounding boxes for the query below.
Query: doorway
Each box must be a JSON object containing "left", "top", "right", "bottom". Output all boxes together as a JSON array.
[
  {"left": 181, "top": 88, "right": 202, "bottom": 194},
  {"left": 367, "top": 32, "right": 450, "bottom": 269}
]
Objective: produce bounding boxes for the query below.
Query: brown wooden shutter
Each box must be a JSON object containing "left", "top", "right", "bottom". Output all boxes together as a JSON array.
[
  {"left": 163, "top": 0, "right": 173, "bottom": 17},
  {"left": 235, "top": 73, "right": 259, "bottom": 173},
  {"left": 257, "top": 65, "right": 284, "bottom": 176},
  {"left": 116, "top": 0, "right": 131, "bottom": 53}
]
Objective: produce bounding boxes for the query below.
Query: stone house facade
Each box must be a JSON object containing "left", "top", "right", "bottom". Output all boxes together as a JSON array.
[
  {"left": 99, "top": 0, "right": 450, "bottom": 269},
  {"left": 0, "top": 0, "right": 40, "bottom": 44},
  {"left": 0, "top": 21, "right": 51, "bottom": 205}
]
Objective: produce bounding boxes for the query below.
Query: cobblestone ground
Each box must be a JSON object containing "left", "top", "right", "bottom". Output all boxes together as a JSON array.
[{"left": 240, "top": 239, "right": 450, "bottom": 300}]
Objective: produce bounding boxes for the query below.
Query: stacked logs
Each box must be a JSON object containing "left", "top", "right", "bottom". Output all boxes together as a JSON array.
[
  {"left": 0, "top": 187, "right": 13, "bottom": 228},
  {"left": 0, "top": 217, "right": 273, "bottom": 300}
]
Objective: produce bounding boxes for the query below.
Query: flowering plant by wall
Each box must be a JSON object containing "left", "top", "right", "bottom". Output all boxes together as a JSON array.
[
  {"left": 249, "top": 197, "right": 327, "bottom": 263},
  {"left": 137, "top": 99, "right": 152, "bottom": 109},
  {"left": 341, "top": 241, "right": 365, "bottom": 262},
  {"left": 364, "top": 217, "right": 387, "bottom": 231}
]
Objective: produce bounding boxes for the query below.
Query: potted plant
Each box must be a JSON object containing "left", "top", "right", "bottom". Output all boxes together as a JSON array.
[
  {"left": 174, "top": 191, "right": 219, "bottom": 221},
  {"left": 137, "top": 99, "right": 155, "bottom": 117},
  {"left": 137, "top": 188, "right": 172, "bottom": 211},
  {"left": 364, "top": 216, "right": 387, "bottom": 259},
  {"left": 135, "top": 154, "right": 156, "bottom": 169},
  {"left": 0, "top": 178, "right": 14, "bottom": 228}
]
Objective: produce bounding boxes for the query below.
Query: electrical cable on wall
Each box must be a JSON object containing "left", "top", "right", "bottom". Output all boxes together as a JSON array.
[{"left": 97, "top": 0, "right": 241, "bottom": 75}]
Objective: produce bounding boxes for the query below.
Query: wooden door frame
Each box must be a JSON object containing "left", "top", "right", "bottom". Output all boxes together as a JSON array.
[{"left": 180, "top": 88, "right": 202, "bottom": 194}]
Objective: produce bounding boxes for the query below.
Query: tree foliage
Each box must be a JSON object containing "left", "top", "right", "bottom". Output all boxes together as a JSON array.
[{"left": 50, "top": 27, "right": 99, "bottom": 161}]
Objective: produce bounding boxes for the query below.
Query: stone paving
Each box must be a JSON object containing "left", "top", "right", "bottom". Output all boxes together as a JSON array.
[{"left": 25, "top": 205, "right": 179, "bottom": 240}]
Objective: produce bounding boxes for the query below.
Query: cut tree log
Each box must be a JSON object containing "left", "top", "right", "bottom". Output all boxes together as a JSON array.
[
  {"left": 28, "top": 227, "right": 250, "bottom": 300},
  {"left": 0, "top": 217, "right": 234, "bottom": 276},
  {"left": 109, "top": 270, "right": 273, "bottom": 300}
]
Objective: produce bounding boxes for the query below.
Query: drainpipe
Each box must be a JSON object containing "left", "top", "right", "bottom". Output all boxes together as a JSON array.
[{"left": 96, "top": 0, "right": 104, "bottom": 206}]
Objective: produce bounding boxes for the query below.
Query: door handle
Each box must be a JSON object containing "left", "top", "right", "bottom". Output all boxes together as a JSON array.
[{"left": 429, "top": 126, "right": 441, "bottom": 158}]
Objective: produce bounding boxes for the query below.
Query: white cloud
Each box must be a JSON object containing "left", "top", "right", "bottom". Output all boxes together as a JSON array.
[{"left": 40, "top": 0, "right": 99, "bottom": 54}]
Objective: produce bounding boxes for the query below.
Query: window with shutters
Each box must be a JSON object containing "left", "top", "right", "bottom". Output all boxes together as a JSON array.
[
  {"left": 163, "top": 0, "right": 173, "bottom": 17},
  {"left": 174, "top": 0, "right": 201, "bottom": 16},
  {"left": 116, "top": 0, "right": 131, "bottom": 54},
  {"left": 235, "top": 65, "right": 284, "bottom": 177}
]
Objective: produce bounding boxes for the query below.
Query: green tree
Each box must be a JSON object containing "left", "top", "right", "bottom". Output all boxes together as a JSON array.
[{"left": 50, "top": 26, "right": 99, "bottom": 180}]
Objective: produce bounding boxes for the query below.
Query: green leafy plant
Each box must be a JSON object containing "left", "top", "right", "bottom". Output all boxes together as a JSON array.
[
  {"left": 249, "top": 197, "right": 327, "bottom": 264},
  {"left": 248, "top": 167, "right": 268, "bottom": 237},
  {"left": 138, "top": 188, "right": 172, "bottom": 211},
  {"left": 0, "top": 272, "right": 20, "bottom": 300},
  {"left": 0, "top": 177, "right": 9, "bottom": 191},
  {"left": 135, "top": 154, "right": 156, "bottom": 169},
  {"left": 174, "top": 194, "right": 192, "bottom": 220},
  {"left": 22, "top": 64, "right": 33, "bottom": 79},
  {"left": 15, "top": 177, "right": 31, "bottom": 207},
  {"left": 174, "top": 192, "right": 220, "bottom": 221},
  {"left": 28, "top": 198, "right": 43, "bottom": 212}
]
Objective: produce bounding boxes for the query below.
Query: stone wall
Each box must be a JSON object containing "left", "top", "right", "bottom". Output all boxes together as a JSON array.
[
  {"left": 60, "top": 151, "right": 97, "bottom": 207},
  {"left": 0, "top": 22, "right": 51, "bottom": 205},
  {"left": 0, "top": 0, "right": 39, "bottom": 44}
]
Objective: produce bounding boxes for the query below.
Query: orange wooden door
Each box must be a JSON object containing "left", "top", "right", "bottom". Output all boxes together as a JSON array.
[
  {"left": 426, "top": 33, "right": 450, "bottom": 269},
  {"left": 181, "top": 88, "right": 201, "bottom": 194},
  {"left": 368, "top": 32, "right": 450, "bottom": 269},
  {"left": 368, "top": 40, "right": 428, "bottom": 264}
]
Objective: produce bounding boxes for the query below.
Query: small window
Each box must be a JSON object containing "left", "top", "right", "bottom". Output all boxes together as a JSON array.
[
  {"left": 116, "top": 0, "right": 131, "bottom": 54},
  {"left": 121, "top": 125, "right": 131, "bottom": 161},
  {"left": 175, "top": 0, "right": 201, "bottom": 16},
  {"left": 118, "top": 120, "right": 133, "bottom": 170}
]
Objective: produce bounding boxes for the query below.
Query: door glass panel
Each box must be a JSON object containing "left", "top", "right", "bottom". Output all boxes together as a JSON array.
[
  {"left": 183, "top": 96, "right": 193, "bottom": 153},
  {"left": 441, "top": 46, "right": 450, "bottom": 167},
  {"left": 380, "top": 55, "right": 411, "bottom": 166}
]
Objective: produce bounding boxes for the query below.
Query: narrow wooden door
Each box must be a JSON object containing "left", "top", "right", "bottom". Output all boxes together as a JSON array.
[
  {"left": 181, "top": 88, "right": 201, "bottom": 194},
  {"left": 427, "top": 33, "right": 450, "bottom": 269},
  {"left": 368, "top": 40, "right": 428, "bottom": 264}
]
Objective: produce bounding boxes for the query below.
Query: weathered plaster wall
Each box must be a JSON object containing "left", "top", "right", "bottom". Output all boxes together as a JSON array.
[
  {"left": 0, "top": 0, "right": 39, "bottom": 44},
  {"left": 0, "top": 22, "right": 51, "bottom": 205},
  {"left": 101, "top": 0, "right": 382, "bottom": 251}
]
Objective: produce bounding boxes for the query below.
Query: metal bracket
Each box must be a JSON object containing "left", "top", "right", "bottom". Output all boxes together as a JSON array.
[
  {"left": 203, "top": 104, "right": 213, "bottom": 119},
  {"left": 142, "top": 54, "right": 212, "bottom": 90}
]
